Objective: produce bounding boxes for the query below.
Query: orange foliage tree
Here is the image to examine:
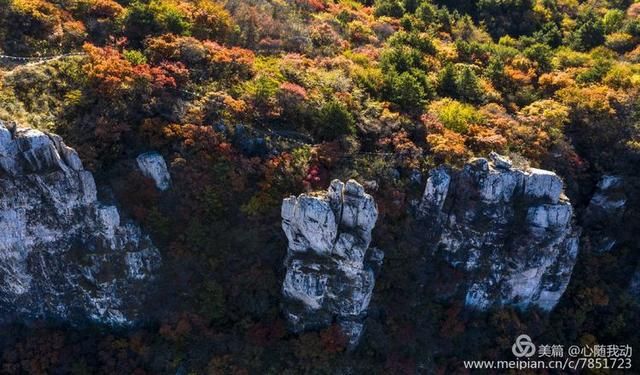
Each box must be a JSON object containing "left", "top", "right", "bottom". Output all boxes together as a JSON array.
[{"left": 83, "top": 43, "right": 184, "bottom": 96}]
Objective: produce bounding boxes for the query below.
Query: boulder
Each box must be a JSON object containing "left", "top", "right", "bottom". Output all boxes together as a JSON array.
[{"left": 136, "top": 151, "right": 171, "bottom": 191}]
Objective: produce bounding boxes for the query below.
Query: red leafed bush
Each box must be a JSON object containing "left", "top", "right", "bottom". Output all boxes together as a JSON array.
[
  {"left": 205, "top": 41, "right": 255, "bottom": 80},
  {"left": 87, "top": 0, "right": 124, "bottom": 18},
  {"left": 319, "top": 325, "right": 348, "bottom": 353},
  {"left": 144, "top": 35, "right": 255, "bottom": 81},
  {"left": 303, "top": 164, "right": 328, "bottom": 191},
  {"left": 83, "top": 43, "right": 179, "bottom": 95},
  {"left": 295, "top": 0, "right": 326, "bottom": 12},
  {"left": 279, "top": 82, "right": 308, "bottom": 100}
]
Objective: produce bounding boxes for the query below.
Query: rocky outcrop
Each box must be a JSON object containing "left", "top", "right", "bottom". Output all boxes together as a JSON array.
[
  {"left": 419, "top": 153, "right": 579, "bottom": 311},
  {"left": 584, "top": 175, "right": 626, "bottom": 252},
  {"left": 136, "top": 151, "right": 171, "bottom": 191},
  {"left": 581, "top": 176, "right": 639, "bottom": 299},
  {"left": 0, "top": 121, "right": 161, "bottom": 325},
  {"left": 629, "top": 268, "right": 640, "bottom": 300},
  {"left": 281, "top": 180, "right": 382, "bottom": 347}
]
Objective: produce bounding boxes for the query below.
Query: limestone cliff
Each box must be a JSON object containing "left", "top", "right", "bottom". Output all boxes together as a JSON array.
[
  {"left": 584, "top": 175, "right": 627, "bottom": 253},
  {"left": 582, "top": 176, "right": 639, "bottom": 299},
  {"left": 281, "top": 180, "right": 383, "bottom": 346},
  {"left": 0, "top": 121, "right": 160, "bottom": 324},
  {"left": 419, "top": 153, "right": 579, "bottom": 311}
]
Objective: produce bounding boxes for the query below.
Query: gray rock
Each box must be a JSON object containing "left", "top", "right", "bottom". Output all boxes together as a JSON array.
[
  {"left": 629, "top": 268, "right": 640, "bottom": 299},
  {"left": 584, "top": 175, "right": 626, "bottom": 253},
  {"left": 136, "top": 152, "right": 171, "bottom": 191},
  {"left": 282, "top": 195, "right": 338, "bottom": 255},
  {"left": 0, "top": 121, "right": 161, "bottom": 325},
  {"left": 281, "top": 179, "right": 382, "bottom": 347},
  {"left": 526, "top": 204, "right": 573, "bottom": 230},
  {"left": 489, "top": 151, "right": 512, "bottom": 170},
  {"left": 363, "top": 180, "right": 379, "bottom": 192},
  {"left": 419, "top": 154, "right": 579, "bottom": 311},
  {"left": 524, "top": 168, "right": 563, "bottom": 204},
  {"left": 419, "top": 166, "right": 450, "bottom": 213}
]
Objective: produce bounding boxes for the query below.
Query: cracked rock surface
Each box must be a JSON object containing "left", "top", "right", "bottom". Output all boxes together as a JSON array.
[
  {"left": 584, "top": 175, "right": 627, "bottom": 253},
  {"left": 136, "top": 151, "right": 171, "bottom": 191},
  {"left": 281, "top": 179, "right": 382, "bottom": 346},
  {"left": 419, "top": 153, "right": 579, "bottom": 311},
  {"left": 0, "top": 121, "right": 161, "bottom": 325}
]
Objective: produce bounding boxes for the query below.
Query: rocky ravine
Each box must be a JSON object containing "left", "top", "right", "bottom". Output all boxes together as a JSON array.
[
  {"left": 281, "top": 180, "right": 383, "bottom": 346},
  {"left": 0, "top": 121, "right": 161, "bottom": 324},
  {"left": 419, "top": 153, "right": 580, "bottom": 311}
]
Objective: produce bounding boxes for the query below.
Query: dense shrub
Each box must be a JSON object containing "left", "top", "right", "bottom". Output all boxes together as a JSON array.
[
  {"left": 374, "top": 0, "right": 404, "bottom": 18},
  {"left": 569, "top": 11, "right": 606, "bottom": 52},
  {"left": 123, "top": 0, "right": 192, "bottom": 45},
  {"left": 428, "top": 98, "right": 482, "bottom": 133},
  {"left": 314, "top": 100, "right": 356, "bottom": 141},
  {"left": 387, "top": 71, "right": 428, "bottom": 110}
]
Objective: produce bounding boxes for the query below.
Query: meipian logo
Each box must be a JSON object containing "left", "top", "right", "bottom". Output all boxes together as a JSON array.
[{"left": 512, "top": 334, "right": 536, "bottom": 358}]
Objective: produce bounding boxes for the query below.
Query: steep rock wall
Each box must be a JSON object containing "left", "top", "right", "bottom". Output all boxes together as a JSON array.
[
  {"left": 419, "top": 153, "right": 579, "bottom": 311},
  {"left": 0, "top": 121, "right": 160, "bottom": 324},
  {"left": 281, "top": 180, "right": 383, "bottom": 346},
  {"left": 584, "top": 175, "right": 627, "bottom": 253}
]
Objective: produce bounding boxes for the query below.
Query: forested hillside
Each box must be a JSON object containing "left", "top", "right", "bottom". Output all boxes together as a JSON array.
[{"left": 1, "top": 0, "right": 639, "bottom": 373}]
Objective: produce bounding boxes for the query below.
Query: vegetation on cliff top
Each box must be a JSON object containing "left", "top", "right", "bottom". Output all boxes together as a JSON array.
[{"left": 1, "top": 0, "right": 640, "bottom": 373}]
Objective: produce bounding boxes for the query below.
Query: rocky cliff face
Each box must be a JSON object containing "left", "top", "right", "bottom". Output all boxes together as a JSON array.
[
  {"left": 419, "top": 153, "right": 579, "bottom": 311},
  {"left": 630, "top": 269, "right": 640, "bottom": 299},
  {"left": 582, "top": 176, "right": 640, "bottom": 299},
  {"left": 584, "top": 175, "right": 626, "bottom": 253},
  {"left": 281, "top": 180, "right": 382, "bottom": 346},
  {"left": 0, "top": 121, "right": 161, "bottom": 325}
]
